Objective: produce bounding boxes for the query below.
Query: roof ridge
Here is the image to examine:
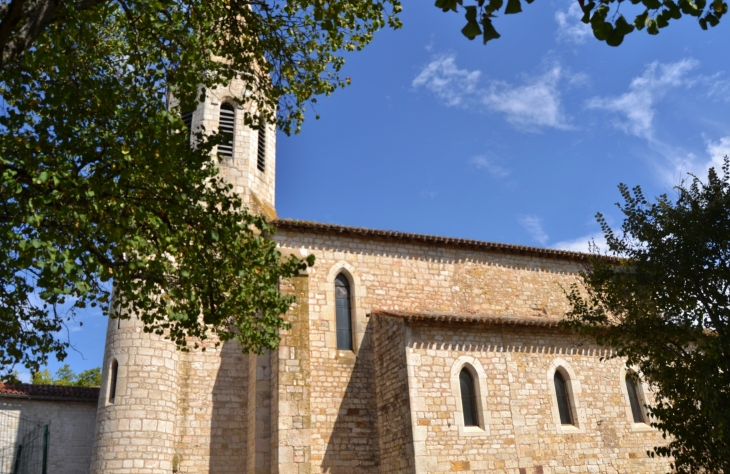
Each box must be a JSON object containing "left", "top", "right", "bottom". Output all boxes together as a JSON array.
[{"left": 273, "top": 218, "right": 609, "bottom": 262}]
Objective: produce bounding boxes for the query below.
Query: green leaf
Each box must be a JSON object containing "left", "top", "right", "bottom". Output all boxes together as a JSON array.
[
  {"left": 461, "top": 6, "right": 482, "bottom": 39},
  {"left": 481, "top": 18, "right": 502, "bottom": 42},
  {"left": 38, "top": 171, "right": 49, "bottom": 183},
  {"left": 634, "top": 11, "right": 650, "bottom": 29},
  {"left": 487, "top": 0, "right": 504, "bottom": 12},
  {"left": 505, "top": 0, "right": 523, "bottom": 14},
  {"left": 435, "top": 0, "right": 461, "bottom": 12},
  {"left": 642, "top": 0, "right": 663, "bottom": 9}
]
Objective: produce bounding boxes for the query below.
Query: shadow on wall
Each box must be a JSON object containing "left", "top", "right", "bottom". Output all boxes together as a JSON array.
[
  {"left": 207, "top": 341, "right": 248, "bottom": 473},
  {"left": 322, "top": 320, "right": 380, "bottom": 474}
]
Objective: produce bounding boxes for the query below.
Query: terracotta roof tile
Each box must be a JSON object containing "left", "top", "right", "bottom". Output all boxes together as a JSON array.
[
  {"left": 370, "top": 309, "right": 563, "bottom": 328},
  {"left": 0, "top": 383, "right": 99, "bottom": 402},
  {"left": 273, "top": 219, "right": 609, "bottom": 262}
]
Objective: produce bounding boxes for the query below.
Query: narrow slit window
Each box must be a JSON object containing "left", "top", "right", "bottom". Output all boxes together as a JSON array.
[
  {"left": 335, "top": 274, "right": 353, "bottom": 351},
  {"left": 554, "top": 371, "right": 574, "bottom": 425},
  {"left": 459, "top": 369, "right": 479, "bottom": 427},
  {"left": 256, "top": 121, "right": 266, "bottom": 172},
  {"left": 109, "top": 359, "right": 118, "bottom": 404},
  {"left": 626, "top": 374, "right": 645, "bottom": 423},
  {"left": 218, "top": 104, "right": 235, "bottom": 159},
  {"left": 181, "top": 110, "right": 193, "bottom": 141}
]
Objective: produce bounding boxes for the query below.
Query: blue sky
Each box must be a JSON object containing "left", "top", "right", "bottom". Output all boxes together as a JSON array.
[{"left": 31, "top": 2, "right": 730, "bottom": 380}]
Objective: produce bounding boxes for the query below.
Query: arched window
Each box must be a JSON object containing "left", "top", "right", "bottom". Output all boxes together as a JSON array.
[
  {"left": 459, "top": 369, "right": 479, "bottom": 427},
  {"left": 554, "top": 371, "right": 574, "bottom": 425},
  {"left": 625, "top": 374, "right": 645, "bottom": 423},
  {"left": 109, "top": 359, "right": 118, "bottom": 404},
  {"left": 218, "top": 103, "right": 235, "bottom": 159},
  {"left": 256, "top": 120, "right": 266, "bottom": 172},
  {"left": 335, "top": 274, "right": 353, "bottom": 351}
]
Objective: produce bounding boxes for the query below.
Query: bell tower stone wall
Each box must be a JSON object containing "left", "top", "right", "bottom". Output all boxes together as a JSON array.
[{"left": 90, "top": 78, "right": 277, "bottom": 473}]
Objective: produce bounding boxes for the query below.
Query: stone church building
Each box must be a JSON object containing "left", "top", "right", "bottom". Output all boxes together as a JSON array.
[{"left": 11, "top": 81, "right": 675, "bottom": 474}]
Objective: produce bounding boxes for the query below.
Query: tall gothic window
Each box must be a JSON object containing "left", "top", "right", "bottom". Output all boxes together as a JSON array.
[
  {"left": 554, "top": 371, "right": 574, "bottom": 425},
  {"left": 257, "top": 121, "right": 266, "bottom": 172},
  {"left": 218, "top": 103, "right": 235, "bottom": 159},
  {"left": 626, "top": 374, "right": 645, "bottom": 423},
  {"left": 109, "top": 359, "right": 118, "bottom": 404},
  {"left": 459, "top": 368, "right": 479, "bottom": 427},
  {"left": 335, "top": 274, "right": 353, "bottom": 351},
  {"left": 181, "top": 110, "right": 193, "bottom": 141}
]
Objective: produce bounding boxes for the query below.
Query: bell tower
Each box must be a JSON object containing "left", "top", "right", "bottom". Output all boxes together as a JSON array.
[{"left": 185, "top": 79, "right": 277, "bottom": 218}]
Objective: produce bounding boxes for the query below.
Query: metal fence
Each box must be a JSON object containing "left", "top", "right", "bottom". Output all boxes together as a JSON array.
[{"left": 0, "top": 411, "right": 48, "bottom": 474}]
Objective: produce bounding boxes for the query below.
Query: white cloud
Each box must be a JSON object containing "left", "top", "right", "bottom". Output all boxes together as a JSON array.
[
  {"left": 586, "top": 59, "right": 699, "bottom": 139},
  {"left": 470, "top": 155, "right": 511, "bottom": 178},
  {"left": 412, "top": 54, "right": 481, "bottom": 107},
  {"left": 482, "top": 66, "right": 573, "bottom": 130},
  {"left": 553, "top": 232, "right": 607, "bottom": 254},
  {"left": 519, "top": 215, "right": 549, "bottom": 245},
  {"left": 413, "top": 54, "right": 576, "bottom": 131},
  {"left": 555, "top": 1, "right": 592, "bottom": 44},
  {"left": 707, "top": 136, "right": 730, "bottom": 163}
]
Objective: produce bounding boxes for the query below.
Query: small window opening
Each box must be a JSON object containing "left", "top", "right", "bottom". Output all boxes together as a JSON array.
[
  {"left": 335, "top": 274, "right": 353, "bottom": 351},
  {"left": 459, "top": 368, "right": 479, "bottom": 427},
  {"left": 109, "top": 359, "right": 118, "bottom": 404},
  {"left": 218, "top": 104, "right": 235, "bottom": 159},
  {"left": 181, "top": 111, "right": 193, "bottom": 137},
  {"left": 256, "top": 121, "right": 266, "bottom": 172},
  {"left": 554, "top": 371, "right": 574, "bottom": 425},
  {"left": 626, "top": 374, "right": 645, "bottom": 423}
]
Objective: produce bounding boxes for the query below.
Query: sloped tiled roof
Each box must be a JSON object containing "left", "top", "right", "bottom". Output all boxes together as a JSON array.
[
  {"left": 0, "top": 383, "right": 99, "bottom": 402},
  {"left": 273, "top": 219, "right": 603, "bottom": 262},
  {"left": 370, "top": 309, "right": 563, "bottom": 328}
]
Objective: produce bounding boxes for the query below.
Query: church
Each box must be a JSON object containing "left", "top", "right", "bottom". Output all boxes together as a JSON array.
[{"left": 3, "top": 79, "right": 672, "bottom": 474}]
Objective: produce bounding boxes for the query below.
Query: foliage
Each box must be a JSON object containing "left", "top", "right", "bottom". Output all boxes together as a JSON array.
[
  {"left": 563, "top": 158, "right": 730, "bottom": 473},
  {"left": 0, "top": 0, "right": 401, "bottom": 380},
  {"left": 32, "top": 364, "right": 102, "bottom": 387},
  {"left": 436, "top": 0, "right": 726, "bottom": 46}
]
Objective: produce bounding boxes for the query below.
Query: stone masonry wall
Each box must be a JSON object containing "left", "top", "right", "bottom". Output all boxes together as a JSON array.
[
  {"left": 175, "top": 340, "right": 248, "bottom": 474},
  {"left": 372, "top": 315, "right": 415, "bottom": 474},
  {"left": 91, "top": 315, "right": 180, "bottom": 474},
  {"left": 0, "top": 397, "right": 97, "bottom": 474},
  {"left": 273, "top": 228, "right": 671, "bottom": 474},
  {"left": 403, "top": 320, "right": 671, "bottom": 474}
]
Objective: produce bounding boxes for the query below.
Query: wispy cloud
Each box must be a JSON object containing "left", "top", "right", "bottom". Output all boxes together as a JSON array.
[
  {"left": 412, "top": 53, "right": 481, "bottom": 107},
  {"left": 470, "top": 155, "right": 511, "bottom": 178},
  {"left": 553, "top": 232, "right": 607, "bottom": 253},
  {"left": 482, "top": 66, "right": 573, "bottom": 130},
  {"left": 586, "top": 59, "right": 699, "bottom": 139},
  {"left": 412, "top": 53, "right": 577, "bottom": 131},
  {"left": 519, "top": 215, "right": 549, "bottom": 245},
  {"left": 555, "top": 1, "right": 592, "bottom": 44}
]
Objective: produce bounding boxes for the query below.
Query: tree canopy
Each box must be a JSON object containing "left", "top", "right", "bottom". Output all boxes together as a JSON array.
[
  {"left": 564, "top": 159, "right": 730, "bottom": 473},
  {"left": 436, "top": 0, "right": 726, "bottom": 46},
  {"left": 0, "top": 0, "right": 401, "bottom": 380},
  {"left": 31, "top": 364, "right": 102, "bottom": 387}
]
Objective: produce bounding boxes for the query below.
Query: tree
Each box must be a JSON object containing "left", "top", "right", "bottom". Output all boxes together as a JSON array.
[
  {"left": 31, "top": 364, "right": 102, "bottom": 386},
  {"left": 0, "top": 0, "right": 401, "bottom": 380},
  {"left": 564, "top": 158, "right": 730, "bottom": 473},
  {"left": 435, "top": 0, "right": 726, "bottom": 47}
]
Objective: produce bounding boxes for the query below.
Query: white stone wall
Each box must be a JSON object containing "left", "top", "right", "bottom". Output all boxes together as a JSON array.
[{"left": 0, "top": 397, "right": 97, "bottom": 474}]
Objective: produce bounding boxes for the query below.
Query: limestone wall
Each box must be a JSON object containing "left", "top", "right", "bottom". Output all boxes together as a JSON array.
[
  {"left": 402, "top": 319, "right": 670, "bottom": 474},
  {"left": 372, "top": 314, "right": 415, "bottom": 473},
  {"left": 0, "top": 397, "right": 97, "bottom": 474},
  {"left": 273, "top": 228, "right": 670, "bottom": 474}
]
